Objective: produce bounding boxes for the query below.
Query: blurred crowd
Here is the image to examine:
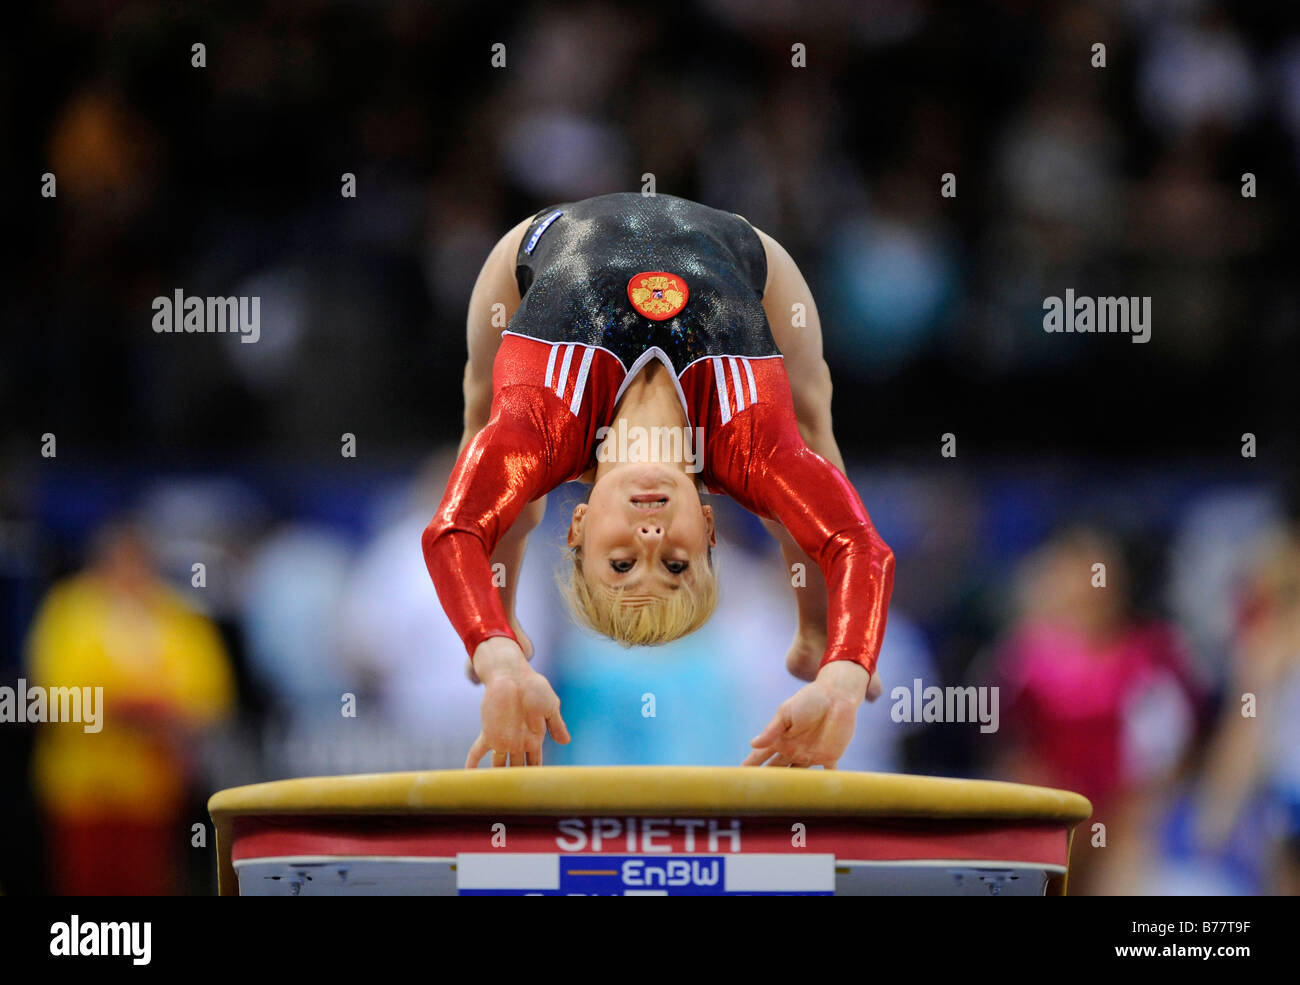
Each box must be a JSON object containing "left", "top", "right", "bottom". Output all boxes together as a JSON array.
[{"left": 1, "top": 1, "right": 1298, "bottom": 895}]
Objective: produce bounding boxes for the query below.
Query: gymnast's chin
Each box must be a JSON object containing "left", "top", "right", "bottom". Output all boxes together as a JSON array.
[{"left": 561, "top": 461, "right": 718, "bottom": 647}]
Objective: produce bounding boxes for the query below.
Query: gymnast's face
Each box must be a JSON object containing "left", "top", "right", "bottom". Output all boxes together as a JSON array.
[{"left": 568, "top": 463, "right": 715, "bottom": 595}]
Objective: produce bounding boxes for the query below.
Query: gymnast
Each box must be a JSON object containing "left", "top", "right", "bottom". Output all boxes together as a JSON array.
[{"left": 423, "top": 192, "right": 894, "bottom": 770}]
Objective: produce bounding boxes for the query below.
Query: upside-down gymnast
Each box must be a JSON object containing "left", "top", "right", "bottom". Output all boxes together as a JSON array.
[{"left": 423, "top": 192, "right": 895, "bottom": 770}]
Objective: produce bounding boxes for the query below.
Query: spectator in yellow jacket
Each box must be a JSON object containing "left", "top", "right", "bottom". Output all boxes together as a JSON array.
[{"left": 25, "top": 521, "right": 235, "bottom": 895}]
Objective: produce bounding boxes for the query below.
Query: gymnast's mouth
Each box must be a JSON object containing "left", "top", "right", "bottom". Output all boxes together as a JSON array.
[{"left": 629, "top": 494, "right": 669, "bottom": 512}]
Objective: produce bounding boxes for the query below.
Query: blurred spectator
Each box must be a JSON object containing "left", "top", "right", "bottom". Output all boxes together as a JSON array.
[
  {"left": 1182, "top": 525, "right": 1300, "bottom": 895},
  {"left": 1167, "top": 486, "right": 1280, "bottom": 687},
  {"left": 334, "top": 454, "right": 489, "bottom": 769},
  {"left": 1137, "top": 9, "right": 1260, "bottom": 137},
  {"left": 24, "top": 519, "right": 235, "bottom": 894},
  {"left": 823, "top": 187, "right": 960, "bottom": 379},
  {"left": 992, "top": 527, "right": 1203, "bottom": 894},
  {"left": 240, "top": 523, "right": 352, "bottom": 714}
]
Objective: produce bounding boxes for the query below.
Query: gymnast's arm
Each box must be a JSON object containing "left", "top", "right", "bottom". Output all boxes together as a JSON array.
[
  {"left": 721, "top": 390, "right": 895, "bottom": 767},
  {"left": 426, "top": 382, "right": 573, "bottom": 765},
  {"left": 459, "top": 216, "right": 547, "bottom": 654},
  {"left": 744, "top": 401, "right": 895, "bottom": 672},
  {"left": 460, "top": 216, "right": 532, "bottom": 443},
  {"left": 429, "top": 216, "right": 574, "bottom": 767},
  {"left": 750, "top": 227, "right": 854, "bottom": 675}
]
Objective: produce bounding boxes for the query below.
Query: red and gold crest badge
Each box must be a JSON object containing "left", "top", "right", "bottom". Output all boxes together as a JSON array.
[{"left": 627, "top": 271, "right": 689, "bottom": 321}]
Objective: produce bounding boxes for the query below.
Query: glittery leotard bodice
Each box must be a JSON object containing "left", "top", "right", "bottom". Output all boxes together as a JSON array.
[{"left": 511, "top": 192, "right": 778, "bottom": 369}]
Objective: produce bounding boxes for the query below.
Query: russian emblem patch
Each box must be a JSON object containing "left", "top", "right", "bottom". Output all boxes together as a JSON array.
[{"left": 627, "top": 271, "right": 689, "bottom": 321}]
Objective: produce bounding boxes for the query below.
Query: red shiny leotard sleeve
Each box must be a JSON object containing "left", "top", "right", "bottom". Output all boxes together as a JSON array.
[
  {"left": 421, "top": 335, "right": 614, "bottom": 657},
  {"left": 693, "top": 357, "right": 895, "bottom": 676}
]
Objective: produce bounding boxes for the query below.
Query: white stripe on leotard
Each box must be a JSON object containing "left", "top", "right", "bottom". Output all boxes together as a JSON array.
[
  {"left": 544, "top": 344, "right": 558, "bottom": 388},
  {"left": 555, "top": 343, "right": 575, "bottom": 398},
  {"left": 713, "top": 357, "right": 731, "bottom": 425},
  {"left": 729, "top": 357, "right": 746, "bottom": 412},
  {"left": 570, "top": 346, "right": 595, "bottom": 414}
]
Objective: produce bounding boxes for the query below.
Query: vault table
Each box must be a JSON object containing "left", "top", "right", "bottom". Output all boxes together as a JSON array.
[{"left": 208, "top": 766, "right": 1091, "bottom": 896}]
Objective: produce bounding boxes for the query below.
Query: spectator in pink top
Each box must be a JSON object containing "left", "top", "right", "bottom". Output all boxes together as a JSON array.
[{"left": 993, "top": 528, "right": 1204, "bottom": 894}]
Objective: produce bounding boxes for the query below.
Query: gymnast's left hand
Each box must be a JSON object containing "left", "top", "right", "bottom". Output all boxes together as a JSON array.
[
  {"left": 465, "top": 636, "right": 571, "bottom": 768},
  {"left": 742, "top": 661, "right": 874, "bottom": 769}
]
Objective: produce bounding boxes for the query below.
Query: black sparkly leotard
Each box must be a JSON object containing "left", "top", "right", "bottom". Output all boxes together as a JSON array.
[{"left": 511, "top": 192, "right": 779, "bottom": 369}]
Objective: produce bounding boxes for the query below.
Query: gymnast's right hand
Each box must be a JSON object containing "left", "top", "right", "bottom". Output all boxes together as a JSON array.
[{"left": 465, "top": 636, "right": 571, "bottom": 768}]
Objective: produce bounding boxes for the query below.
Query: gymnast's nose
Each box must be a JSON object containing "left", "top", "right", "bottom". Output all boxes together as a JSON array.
[{"left": 635, "top": 522, "right": 663, "bottom": 542}]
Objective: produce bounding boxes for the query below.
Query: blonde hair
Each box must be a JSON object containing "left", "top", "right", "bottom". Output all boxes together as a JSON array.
[{"left": 559, "top": 546, "right": 718, "bottom": 646}]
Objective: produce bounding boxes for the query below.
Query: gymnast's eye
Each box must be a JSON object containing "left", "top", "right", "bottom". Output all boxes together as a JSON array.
[
  {"left": 610, "top": 559, "right": 634, "bottom": 573},
  {"left": 664, "top": 559, "right": 688, "bottom": 575}
]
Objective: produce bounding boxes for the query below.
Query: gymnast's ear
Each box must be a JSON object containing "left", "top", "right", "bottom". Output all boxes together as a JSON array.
[
  {"left": 702, "top": 504, "right": 716, "bottom": 547},
  {"left": 567, "top": 504, "right": 588, "bottom": 548}
]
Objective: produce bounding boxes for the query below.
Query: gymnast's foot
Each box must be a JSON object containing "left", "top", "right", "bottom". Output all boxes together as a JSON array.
[{"left": 785, "top": 625, "right": 827, "bottom": 682}]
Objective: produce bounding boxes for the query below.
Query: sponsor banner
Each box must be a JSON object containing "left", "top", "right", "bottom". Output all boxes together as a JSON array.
[{"left": 456, "top": 852, "right": 835, "bottom": 896}]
